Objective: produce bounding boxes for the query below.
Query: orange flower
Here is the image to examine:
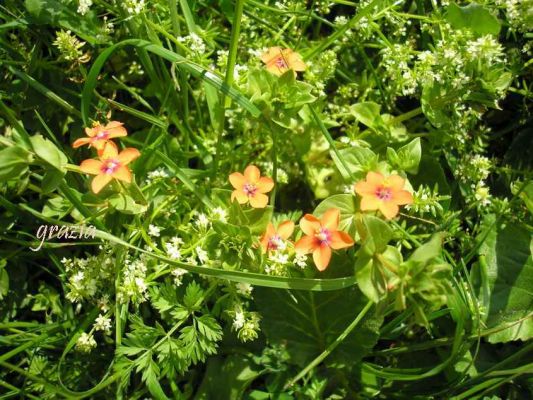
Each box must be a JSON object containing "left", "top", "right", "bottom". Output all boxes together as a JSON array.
[
  {"left": 79, "top": 142, "right": 140, "bottom": 194},
  {"left": 260, "top": 47, "right": 306, "bottom": 76},
  {"left": 354, "top": 172, "right": 413, "bottom": 220},
  {"left": 229, "top": 165, "right": 274, "bottom": 208},
  {"left": 72, "top": 121, "right": 127, "bottom": 152},
  {"left": 259, "top": 221, "right": 295, "bottom": 253},
  {"left": 294, "top": 208, "right": 354, "bottom": 271}
]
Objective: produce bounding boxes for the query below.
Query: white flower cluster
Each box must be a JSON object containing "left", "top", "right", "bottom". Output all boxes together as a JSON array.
[
  {"left": 94, "top": 314, "right": 112, "bottom": 333},
  {"left": 123, "top": 0, "right": 146, "bottom": 15},
  {"left": 63, "top": 251, "right": 114, "bottom": 304},
  {"left": 165, "top": 236, "right": 184, "bottom": 260},
  {"left": 76, "top": 332, "right": 96, "bottom": 353},
  {"left": 146, "top": 167, "right": 169, "bottom": 182},
  {"left": 231, "top": 306, "right": 261, "bottom": 342},
  {"left": 77, "top": 0, "right": 92, "bottom": 15},
  {"left": 236, "top": 282, "right": 253, "bottom": 297},
  {"left": 148, "top": 224, "right": 161, "bottom": 237},
  {"left": 178, "top": 33, "right": 206, "bottom": 56},
  {"left": 118, "top": 255, "right": 149, "bottom": 304}
]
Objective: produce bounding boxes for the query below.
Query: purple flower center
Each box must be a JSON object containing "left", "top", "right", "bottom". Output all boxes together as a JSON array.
[
  {"left": 268, "top": 234, "right": 282, "bottom": 251},
  {"left": 243, "top": 183, "right": 258, "bottom": 197},
  {"left": 275, "top": 57, "right": 288, "bottom": 68},
  {"left": 94, "top": 131, "right": 109, "bottom": 140},
  {"left": 376, "top": 186, "right": 392, "bottom": 201},
  {"left": 315, "top": 228, "right": 331, "bottom": 246},
  {"left": 101, "top": 159, "right": 120, "bottom": 174}
]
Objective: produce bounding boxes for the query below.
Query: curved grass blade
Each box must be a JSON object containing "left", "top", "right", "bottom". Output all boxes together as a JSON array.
[{"left": 81, "top": 39, "right": 261, "bottom": 124}]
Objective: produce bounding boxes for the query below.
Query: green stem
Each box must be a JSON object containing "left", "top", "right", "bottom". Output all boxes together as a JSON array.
[
  {"left": 212, "top": 0, "right": 245, "bottom": 176},
  {"left": 286, "top": 300, "right": 374, "bottom": 388}
]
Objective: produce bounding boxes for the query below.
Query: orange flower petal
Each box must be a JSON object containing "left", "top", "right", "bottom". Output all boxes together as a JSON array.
[
  {"left": 231, "top": 190, "right": 249, "bottom": 204},
  {"left": 330, "top": 231, "right": 354, "bottom": 250},
  {"left": 393, "top": 190, "right": 413, "bottom": 205},
  {"left": 360, "top": 196, "right": 381, "bottom": 211},
  {"left": 80, "top": 159, "right": 103, "bottom": 175},
  {"left": 294, "top": 235, "right": 317, "bottom": 254},
  {"left": 257, "top": 177, "right": 274, "bottom": 193},
  {"left": 117, "top": 148, "right": 141, "bottom": 165},
  {"left": 285, "top": 51, "right": 306, "bottom": 71},
  {"left": 380, "top": 202, "right": 399, "bottom": 220},
  {"left": 387, "top": 174, "right": 405, "bottom": 191},
  {"left": 112, "top": 166, "right": 132, "bottom": 183},
  {"left": 72, "top": 138, "right": 91, "bottom": 148},
  {"left": 260, "top": 223, "right": 276, "bottom": 253},
  {"left": 244, "top": 165, "right": 261, "bottom": 183},
  {"left": 85, "top": 125, "right": 100, "bottom": 138},
  {"left": 367, "top": 171, "right": 385, "bottom": 185},
  {"left": 313, "top": 245, "right": 331, "bottom": 271},
  {"left": 277, "top": 221, "right": 294, "bottom": 240},
  {"left": 91, "top": 174, "right": 113, "bottom": 194},
  {"left": 355, "top": 180, "right": 379, "bottom": 196},
  {"left": 321, "top": 208, "right": 340, "bottom": 231},
  {"left": 229, "top": 172, "right": 246, "bottom": 190},
  {"left": 260, "top": 47, "right": 282, "bottom": 64},
  {"left": 249, "top": 193, "right": 269, "bottom": 208},
  {"left": 100, "top": 141, "right": 118, "bottom": 159},
  {"left": 300, "top": 214, "right": 321, "bottom": 236}
]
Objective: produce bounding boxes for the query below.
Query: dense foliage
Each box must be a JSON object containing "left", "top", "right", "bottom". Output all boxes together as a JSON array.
[{"left": 0, "top": 0, "right": 532, "bottom": 399}]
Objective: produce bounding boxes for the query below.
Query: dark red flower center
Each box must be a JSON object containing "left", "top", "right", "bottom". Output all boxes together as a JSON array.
[
  {"left": 94, "top": 130, "right": 109, "bottom": 140},
  {"left": 243, "top": 183, "right": 258, "bottom": 197},
  {"left": 267, "top": 234, "right": 282, "bottom": 250},
  {"left": 101, "top": 158, "right": 120, "bottom": 174},
  {"left": 275, "top": 57, "right": 288, "bottom": 68},
  {"left": 376, "top": 186, "right": 392, "bottom": 201},
  {"left": 315, "top": 228, "right": 331, "bottom": 246}
]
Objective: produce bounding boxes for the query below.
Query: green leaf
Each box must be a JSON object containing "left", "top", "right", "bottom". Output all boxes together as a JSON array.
[
  {"left": 30, "top": 134, "right": 67, "bottom": 171},
  {"left": 0, "top": 146, "right": 31, "bottom": 180},
  {"left": 24, "top": 0, "right": 103, "bottom": 44},
  {"left": 195, "top": 355, "right": 262, "bottom": 400},
  {"left": 254, "top": 286, "right": 382, "bottom": 367},
  {"left": 446, "top": 3, "right": 501, "bottom": 36},
  {"left": 519, "top": 181, "right": 533, "bottom": 214},
  {"left": 242, "top": 206, "right": 273, "bottom": 235},
  {"left": 41, "top": 168, "right": 64, "bottom": 194},
  {"left": 0, "top": 260, "right": 8, "bottom": 300},
  {"left": 387, "top": 138, "right": 422, "bottom": 175},
  {"left": 355, "top": 256, "right": 381, "bottom": 303},
  {"left": 108, "top": 193, "right": 148, "bottom": 215},
  {"left": 314, "top": 194, "right": 358, "bottom": 237},
  {"left": 409, "top": 233, "right": 445, "bottom": 264},
  {"left": 357, "top": 214, "right": 393, "bottom": 255},
  {"left": 339, "top": 147, "right": 379, "bottom": 179},
  {"left": 351, "top": 102, "right": 381, "bottom": 129},
  {"left": 472, "top": 215, "right": 533, "bottom": 343}
]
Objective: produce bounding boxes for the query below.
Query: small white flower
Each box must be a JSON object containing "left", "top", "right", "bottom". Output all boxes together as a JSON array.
[
  {"left": 294, "top": 253, "right": 308, "bottom": 268},
  {"left": 212, "top": 207, "right": 228, "bottom": 222},
  {"left": 196, "top": 246, "right": 209, "bottom": 264},
  {"left": 171, "top": 236, "right": 184, "bottom": 246},
  {"left": 94, "top": 314, "right": 112, "bottom": 332},
  {"left": 186, "top": 256, "right": 198, "bottom": 266},
  {"left": 77, "top": 0, "right": 92, "bottom": 15},
  {"left": 269, "top": 252, "right": 289, "bottom": 265},
  {"left": 165, "top": 242, "right": 182, "bottom": 260},
  {"left": 76, "top": 332, "right": 96, "bottom": 353},
  {"left": 236, "top": 282, "right": 253, "bottom": 297},
  {"left": 233, "top": 309, "right": 246, "bottom": 330},
  {"left": 195, "top": 213, "right": 210, "bottom": 229},
  {"left": 148, "top": 224, "right": 161, "bottom": 237}
]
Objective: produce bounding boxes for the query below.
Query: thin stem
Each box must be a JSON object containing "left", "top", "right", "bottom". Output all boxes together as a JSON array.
[
  {"left": 285, "top": 300, "right": 374, "bottom": 388},
  {"left": 212, "top": 0, "right": 245, "bottom": 176}
]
